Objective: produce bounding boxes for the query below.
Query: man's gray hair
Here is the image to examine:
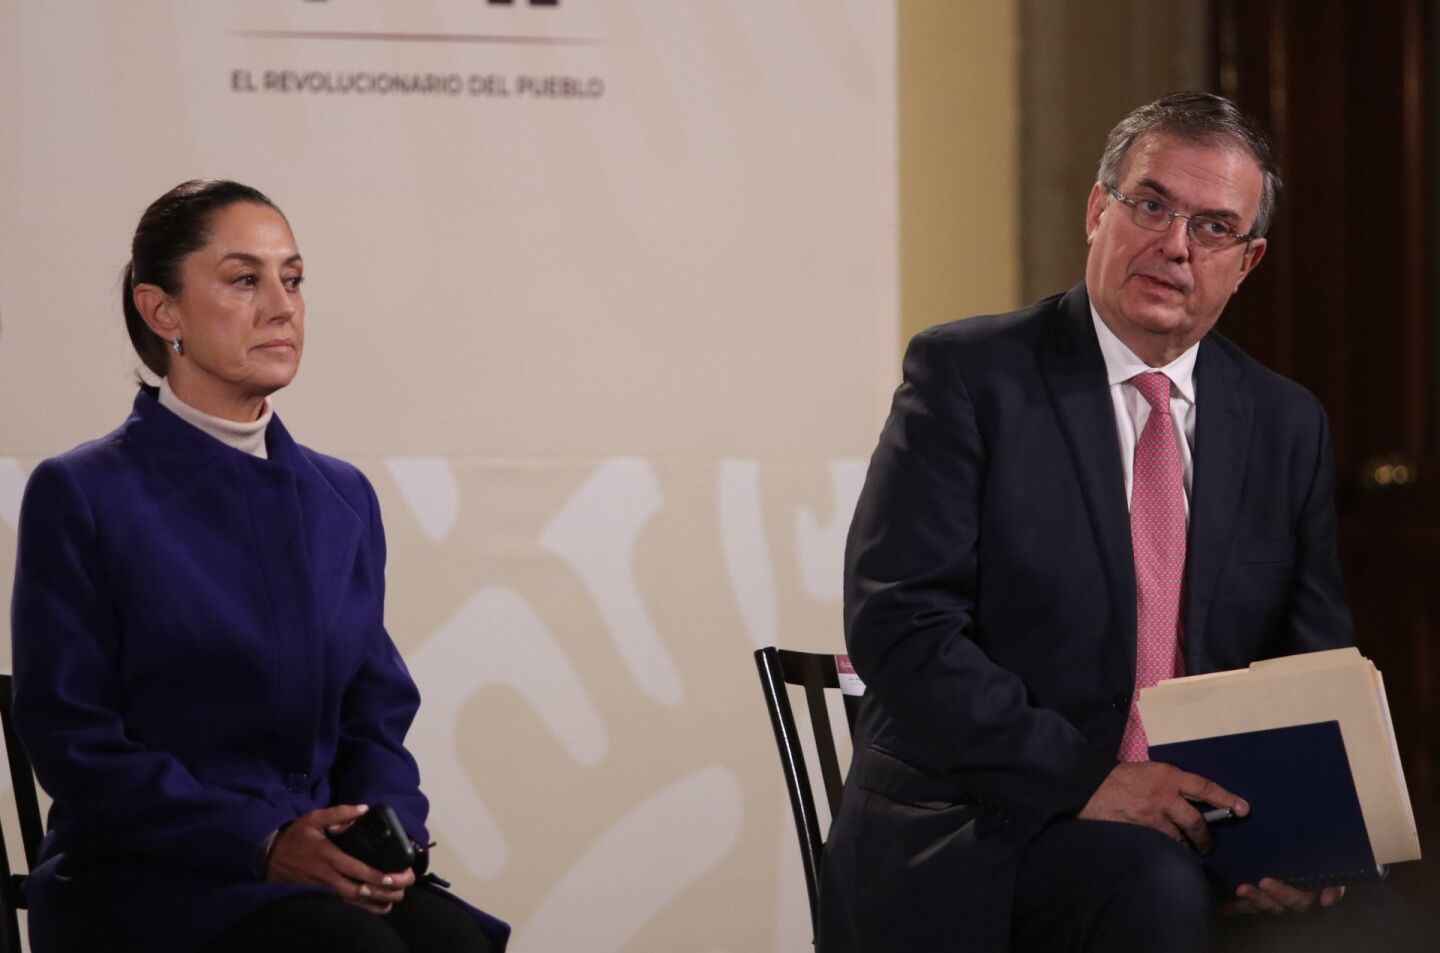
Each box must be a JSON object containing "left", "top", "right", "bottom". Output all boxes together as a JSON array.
[{"left": 1097, "top": 91, "right": 1282, "bottom": 238}]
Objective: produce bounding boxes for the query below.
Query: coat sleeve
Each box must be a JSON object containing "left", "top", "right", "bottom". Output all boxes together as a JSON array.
[
  {"left": 326, "top": 473, "right": 429, "bottom": 843},
  {"left": 1272, "top": 397, "right": 1355, "bottom": 655},
  {"left": 845, "top": 330, "right": 1116, "bottom": 823},
  {"left": 10, "top": 458, "right": 293, "bottom": 881}
]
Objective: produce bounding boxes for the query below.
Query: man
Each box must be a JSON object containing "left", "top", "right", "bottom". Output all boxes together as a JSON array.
[{"left": 818, "top": 92, "right": 1353, "bottom": 952}]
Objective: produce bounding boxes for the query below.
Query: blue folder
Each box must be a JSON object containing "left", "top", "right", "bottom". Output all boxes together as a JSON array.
[{"left": 1149, "top": 720, "right": 1383, "bottom": 889}]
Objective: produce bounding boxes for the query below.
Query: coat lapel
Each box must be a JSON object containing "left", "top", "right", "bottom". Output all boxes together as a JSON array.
[
  {"left": 251, "top": 415, "right": 363, "bottom": 769},
  {"left": 1183, "top": 336, "right": 1252, "bottom": 670},
  {"left": 265, "top": 418, "right": 364, "bottom": 633},
  {"left": 125, "top": 390, "right": 364, "bottom": 771},
  {"left": 128, "top": 390, "right": 364, "bottom": 634},
  {"left": 1039, "top": 285, "right": 1138, "bottom": 651},
  {"left": 125, "top": 389, "right": 231, "bottom": 492}
]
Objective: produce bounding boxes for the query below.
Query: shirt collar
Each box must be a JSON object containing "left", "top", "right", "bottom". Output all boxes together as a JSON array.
[{"left": 1089, "top": 304, "right": 1199, "bottom": 405}]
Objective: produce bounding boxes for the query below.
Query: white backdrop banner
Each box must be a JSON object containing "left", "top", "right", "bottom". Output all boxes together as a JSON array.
[{"left": 0, "top": 2, "right": 896, "bottom": 949}]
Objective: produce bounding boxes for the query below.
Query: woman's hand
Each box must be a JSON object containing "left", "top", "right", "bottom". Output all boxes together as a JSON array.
[{"left": 264, "top": 804, "right": 417, "bottom": 914}]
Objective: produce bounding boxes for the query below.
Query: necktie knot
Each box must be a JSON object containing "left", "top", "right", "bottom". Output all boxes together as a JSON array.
[{"left": 1130, "top": 371, "right": 1173, "bottom": 416}]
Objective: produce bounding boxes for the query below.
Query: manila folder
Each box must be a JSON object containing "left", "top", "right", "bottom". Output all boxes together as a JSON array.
[{"left": 1136, "top": 647, "right": 1420, "bottom": 867}]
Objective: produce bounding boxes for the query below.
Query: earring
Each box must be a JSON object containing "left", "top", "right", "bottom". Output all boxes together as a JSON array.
[{"left": 171, "top": 337, "right": 183, "bottom": 356}]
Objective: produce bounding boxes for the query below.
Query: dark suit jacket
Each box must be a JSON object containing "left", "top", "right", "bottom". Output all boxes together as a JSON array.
[
  {"left": 9, "top": 390, "right": 509, "bottom": 953},
  {"left": 817, "top": 284, "right": 1354, "bottom": 952}
]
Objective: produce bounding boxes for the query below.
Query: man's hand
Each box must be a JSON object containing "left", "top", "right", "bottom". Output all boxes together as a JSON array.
[
  {"left": 1222, "top": 879, "right": 1346, "bottom": 916},
  {"left": 265, "top": 804, "right": 417, "bottom": 914},
  {"left": 1078, "top": 762, "right": 1248, "bottom": 852}
]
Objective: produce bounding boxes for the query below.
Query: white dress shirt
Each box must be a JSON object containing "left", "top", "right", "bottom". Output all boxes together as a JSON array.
[{"left": 1090, "top": 307, "right": 1199, "bottom": 519}]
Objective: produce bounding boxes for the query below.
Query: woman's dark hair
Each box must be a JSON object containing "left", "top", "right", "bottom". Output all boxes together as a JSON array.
[{"left": 123, "top": 179, "right": 284, "bottom": 377}]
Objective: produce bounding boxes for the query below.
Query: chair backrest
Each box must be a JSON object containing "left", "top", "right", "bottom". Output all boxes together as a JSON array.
[
  {"left": 753, "top": 647, "right": 863, "bottom": 938},
  {"left": 0, "top": 673, "right": 43, "bottom": 953}
]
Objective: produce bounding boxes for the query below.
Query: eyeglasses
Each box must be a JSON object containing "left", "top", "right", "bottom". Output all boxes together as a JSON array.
[{"left": 1105, "top": 186, "right": 1257, "bottom": 250}]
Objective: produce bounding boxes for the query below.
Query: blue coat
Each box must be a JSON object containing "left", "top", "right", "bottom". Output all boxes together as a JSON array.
[{"left": 9, "top": 390, "right": 509, "bottom": 952}]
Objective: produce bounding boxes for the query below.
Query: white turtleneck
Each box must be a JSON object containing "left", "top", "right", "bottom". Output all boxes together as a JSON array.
[{"left": 158, "top": 378, "right": 273, "bottom": 459}]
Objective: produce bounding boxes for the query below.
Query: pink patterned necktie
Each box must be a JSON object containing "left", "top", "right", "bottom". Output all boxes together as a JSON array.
[{"left": 1118, "top": 371, "right": 1187, "bottom": 762}]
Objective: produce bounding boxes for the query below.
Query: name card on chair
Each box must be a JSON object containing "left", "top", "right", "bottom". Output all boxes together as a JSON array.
[{"left": 836, "top": 655, "right": 866, "bottom": 697}]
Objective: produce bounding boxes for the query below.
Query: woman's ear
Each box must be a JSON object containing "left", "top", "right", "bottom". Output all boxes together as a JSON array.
[{"left": 133, "top": 283, "right": 180, "bottom": 340}]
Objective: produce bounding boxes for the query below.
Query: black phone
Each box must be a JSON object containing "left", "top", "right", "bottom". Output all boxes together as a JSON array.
[{"left": 327, "top": 803, "right": 417, "bottom": 872}]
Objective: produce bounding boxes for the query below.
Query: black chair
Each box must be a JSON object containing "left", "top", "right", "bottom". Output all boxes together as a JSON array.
[
  {"left": 754, "top": 647, "right": 863, "bottom": 939},
  {"left": 0, "top": 674, "right": 43, "bottom": 953}
]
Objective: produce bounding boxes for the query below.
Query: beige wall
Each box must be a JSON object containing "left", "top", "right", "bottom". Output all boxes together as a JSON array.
[
  {"left": 899, "top": 0, "right": 1022, "bottom": 346},
  {"left": 897, "top": 0, "right": 1214, "bottom": 350},
  {"left": 1018, "top": 0, "right": 1212, "bottom": 302}
]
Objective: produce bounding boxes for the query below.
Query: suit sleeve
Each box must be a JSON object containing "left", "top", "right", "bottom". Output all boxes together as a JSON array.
[
  {"left": 1272, "top": 397, "right": 1355, "bottom": 654},
  {"left": 326, "top": 473, "right": 429, "bottom": 843},
  {"left": 10, "top": 459, "right": 293, "bottom": 881},
  {"left": 845, "top": 330, "right": 1115, "bottom": 823}
]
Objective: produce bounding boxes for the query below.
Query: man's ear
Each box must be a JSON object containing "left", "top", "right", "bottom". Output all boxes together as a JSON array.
[
  {"left": 1234, "top": 237, "right": 1267, "bottom": 291},
  {"left": 1084, "top": 182, "right": 1109, "bottom": 245},
  {"left": 133, "top": 283, "right": 180, "bottom": 339}
]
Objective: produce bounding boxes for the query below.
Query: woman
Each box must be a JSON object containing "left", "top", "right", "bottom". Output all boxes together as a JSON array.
[{"left": 9, "top": 180, "right": 509, "bottom": 953}]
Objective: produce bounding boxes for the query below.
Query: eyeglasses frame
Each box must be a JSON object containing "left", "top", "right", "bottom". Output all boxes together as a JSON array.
[{"left": 1104, "top": 185, "right": 1259, "bottom": 250}]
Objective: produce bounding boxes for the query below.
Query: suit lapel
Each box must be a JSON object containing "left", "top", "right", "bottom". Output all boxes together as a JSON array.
[
  {"left": 1039, "top": 286, "right": 1137, "bottom": 650},
  {"left": 1038, "top": 299, "right": 1253, "bottom": 674},
  {"left": 1183, "top": 336, "right": 1252, "bottom": 670}
]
